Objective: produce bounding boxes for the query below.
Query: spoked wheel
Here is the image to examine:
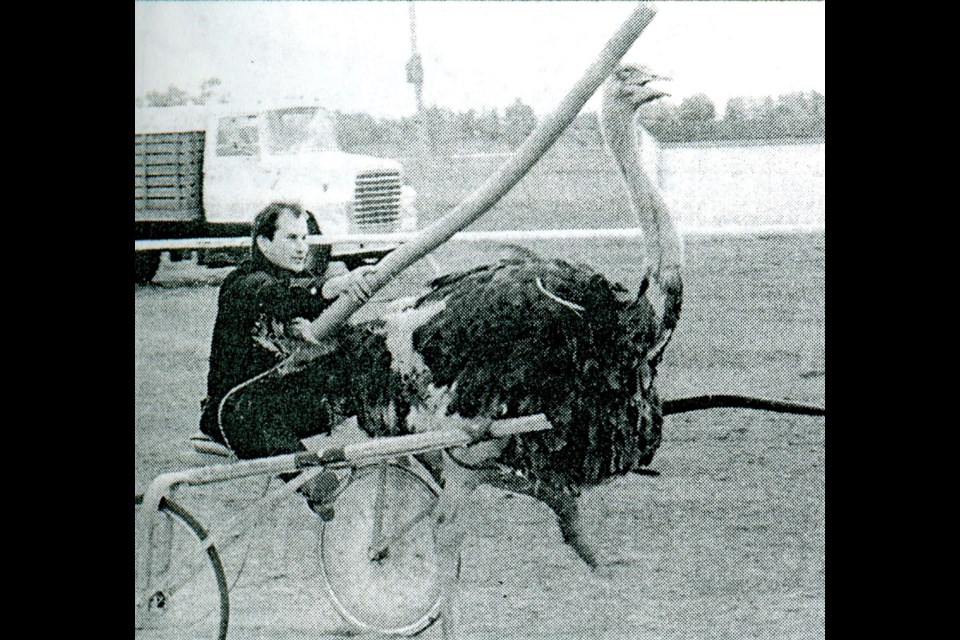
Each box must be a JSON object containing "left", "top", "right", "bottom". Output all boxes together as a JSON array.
[
  {"left": 321, "top": 461, "right": 442, "bottom": 635},
  {"left": 135, "top": 494, "right": 229, "bottom": 640}
]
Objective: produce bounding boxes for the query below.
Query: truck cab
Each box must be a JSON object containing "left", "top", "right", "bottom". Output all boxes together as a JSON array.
[{"left": 134, "top": 102, "right": 417, "bottom": 282}]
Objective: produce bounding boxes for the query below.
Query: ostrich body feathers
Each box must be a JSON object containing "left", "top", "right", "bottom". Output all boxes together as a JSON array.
[{"left": 351, "top": 256, "right": 668, "bottom": 489}]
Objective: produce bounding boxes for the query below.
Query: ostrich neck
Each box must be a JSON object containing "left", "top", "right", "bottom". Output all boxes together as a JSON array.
[{"left": 600, "top": 105, "right": 682, "bottom": 276}]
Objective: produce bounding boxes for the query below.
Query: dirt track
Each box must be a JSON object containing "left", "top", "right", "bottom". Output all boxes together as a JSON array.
[{"left": 135, "top": 234, "right": 824, "bottom": 639}]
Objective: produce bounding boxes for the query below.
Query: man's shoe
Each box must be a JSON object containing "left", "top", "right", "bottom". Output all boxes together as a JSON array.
[
  {"left": 307, "top": 502, "right": 336, "bottom": 522},
  {"left": 298, "top": 470, "right": 340, "bottom": 522}
]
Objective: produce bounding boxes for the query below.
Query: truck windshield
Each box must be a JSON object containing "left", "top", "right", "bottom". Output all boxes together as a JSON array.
[{"left": 264, "top": 107, "right": 339, "bottom": 154}]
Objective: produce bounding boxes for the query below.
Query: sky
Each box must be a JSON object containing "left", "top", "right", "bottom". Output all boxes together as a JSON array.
[{"left": 134, "top": 1, "right": 825, "bottom": 118}]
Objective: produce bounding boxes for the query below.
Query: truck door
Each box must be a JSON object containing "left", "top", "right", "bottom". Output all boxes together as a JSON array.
[{"left": 202, "top": 113, "right": 277, "bottom": 225}]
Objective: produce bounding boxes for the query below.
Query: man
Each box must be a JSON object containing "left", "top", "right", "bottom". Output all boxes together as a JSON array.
[{"left": 198, "top": 201, "right": 374, "bottom": 516}]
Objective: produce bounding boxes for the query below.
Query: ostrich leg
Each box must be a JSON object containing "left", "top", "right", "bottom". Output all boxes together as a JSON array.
[
  {"left": 537, "top": 484, "right": 598, "bottom": 569},
  {"left": 433, "top": 451, "right": 484, "bottom": 640},
  {"left": 488, "top": 469, "right": 600, "bottom": 569}
]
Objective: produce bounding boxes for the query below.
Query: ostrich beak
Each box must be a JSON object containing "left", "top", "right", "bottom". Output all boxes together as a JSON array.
[
  {"left": 618, "top": 65, "right": 671, "bottom": 106},
  {"left": 633, "top": 86, "right": 670, "bottom": 105},
  {"left": 628, "top": 80, "right": 670, "bottom": 107}
]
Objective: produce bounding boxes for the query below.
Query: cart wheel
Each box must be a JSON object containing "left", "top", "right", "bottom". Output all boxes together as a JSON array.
[
  {"left": 321, "top": 462, "right": 442, "bottom": 635},
  {"left": 135, "top": 493, "right": 229, "bottom": 640}
]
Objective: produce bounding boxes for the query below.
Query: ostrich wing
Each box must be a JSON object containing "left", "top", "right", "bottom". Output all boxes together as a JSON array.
[{"left": 412, "top": 258, "right": 663, "bottom": 485}]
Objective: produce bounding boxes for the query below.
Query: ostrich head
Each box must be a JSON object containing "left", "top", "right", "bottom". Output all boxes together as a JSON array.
[
  {"left": 602, "top": 63, "right": 671, "bottom": 117},
  {"left": 600, "top": 63, "right": 683, "bottom": 335}
]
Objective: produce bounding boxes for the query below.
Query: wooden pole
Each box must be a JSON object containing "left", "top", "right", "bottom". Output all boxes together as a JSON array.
[
  {"left": 291, "top": 2, "right": 657, "bottom": 363},
  {"left": 341, "top": 414, "right": 551, "bottom": 464}
]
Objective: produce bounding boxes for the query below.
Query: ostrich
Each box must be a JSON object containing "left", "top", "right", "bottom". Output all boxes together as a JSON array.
[
  {"left": 355, "top": 63, "right": 683, "bottom": 635},
  {"left": 219, "top": 63, "right": 682, "bottom": 636}
]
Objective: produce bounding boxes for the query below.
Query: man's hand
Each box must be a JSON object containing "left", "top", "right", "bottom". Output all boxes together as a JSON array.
[
  {"left": 282, "top": 318, "right": 339, "bottom": 365},
  {"left": 287, "top": 317, "right": 319, "bottom": 344},
  {"left": 322, "top": 265, "right": 377, "bottom": 304}
]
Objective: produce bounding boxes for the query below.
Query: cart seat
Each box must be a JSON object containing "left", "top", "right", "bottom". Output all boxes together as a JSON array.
[{"left": 189, "top": 432, "right": 234, "bottom": 458}]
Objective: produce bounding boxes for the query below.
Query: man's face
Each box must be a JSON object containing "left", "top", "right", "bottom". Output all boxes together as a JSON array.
[{"left": 257, "top": 211, "right": 310, "bottom": 272}]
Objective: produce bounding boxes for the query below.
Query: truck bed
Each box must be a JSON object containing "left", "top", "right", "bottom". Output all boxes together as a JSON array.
[{"left": 135, "top": 131, "right": 204, "bottom": 222}]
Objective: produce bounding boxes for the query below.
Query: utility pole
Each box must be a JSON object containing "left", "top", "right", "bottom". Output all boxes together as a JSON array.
[{"left": 406, "top": 2, "right": 431, "bottom": 156}]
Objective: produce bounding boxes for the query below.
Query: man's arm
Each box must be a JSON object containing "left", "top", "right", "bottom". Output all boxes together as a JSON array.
[
  {"left": 321, "top": 262, "right": 376, "bottom": 304},
  {"left": 253, "top": 272, "right": 322, "bottom": 323},
  {"left": 283, "top": 262, "right": 376, "bottom": 344}
]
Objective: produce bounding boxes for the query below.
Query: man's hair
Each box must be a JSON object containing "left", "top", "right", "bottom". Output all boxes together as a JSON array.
[
  {"left": 249, "top": 201, "right": 329, "bottom": 273},
  {"left": 251, "top": 202, "right": 310, "bottom": 241}
]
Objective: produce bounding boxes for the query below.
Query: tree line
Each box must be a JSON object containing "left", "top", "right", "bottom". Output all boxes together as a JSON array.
[
  {"left": 136, "top": 78, "right": 824, "bottom": 153},
  {"left": 334, "top": 90, "right": 824, "bottom": 154},
  {"left": 641, "top": 91, "right": 825, "bottom": 144}
]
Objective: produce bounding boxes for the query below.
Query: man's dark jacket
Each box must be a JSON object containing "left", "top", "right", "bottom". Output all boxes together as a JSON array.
[{"left": 199, "top": 253, "right": 329, "bottom": 447}]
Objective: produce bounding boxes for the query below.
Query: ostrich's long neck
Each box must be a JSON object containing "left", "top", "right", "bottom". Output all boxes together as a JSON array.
[{"left": 600, "top": 104, "right": 682, "bottom": 276}]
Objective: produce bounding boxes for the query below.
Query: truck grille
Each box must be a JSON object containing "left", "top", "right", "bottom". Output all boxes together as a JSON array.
[{"left": 353, "top": 170, "right": 401, "bottom": 232}]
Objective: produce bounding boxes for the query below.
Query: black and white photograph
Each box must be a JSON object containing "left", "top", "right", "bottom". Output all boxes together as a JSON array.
[{"left": 134, "top": 2, "right": 825, "bottom": 638}]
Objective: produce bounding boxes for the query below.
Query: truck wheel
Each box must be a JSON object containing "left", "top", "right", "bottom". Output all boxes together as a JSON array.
[{"left": 135, "top": 252, "right": 161, "bottom": 284}]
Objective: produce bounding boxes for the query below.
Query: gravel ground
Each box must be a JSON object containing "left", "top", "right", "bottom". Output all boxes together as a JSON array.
[{"left": 135, "top": 233, "right": 824, "bottom": 639}]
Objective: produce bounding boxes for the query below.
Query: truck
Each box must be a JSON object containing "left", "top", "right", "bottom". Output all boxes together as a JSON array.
[{"left": 134, "top": 101, "right": 417, "bottom": 283}]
